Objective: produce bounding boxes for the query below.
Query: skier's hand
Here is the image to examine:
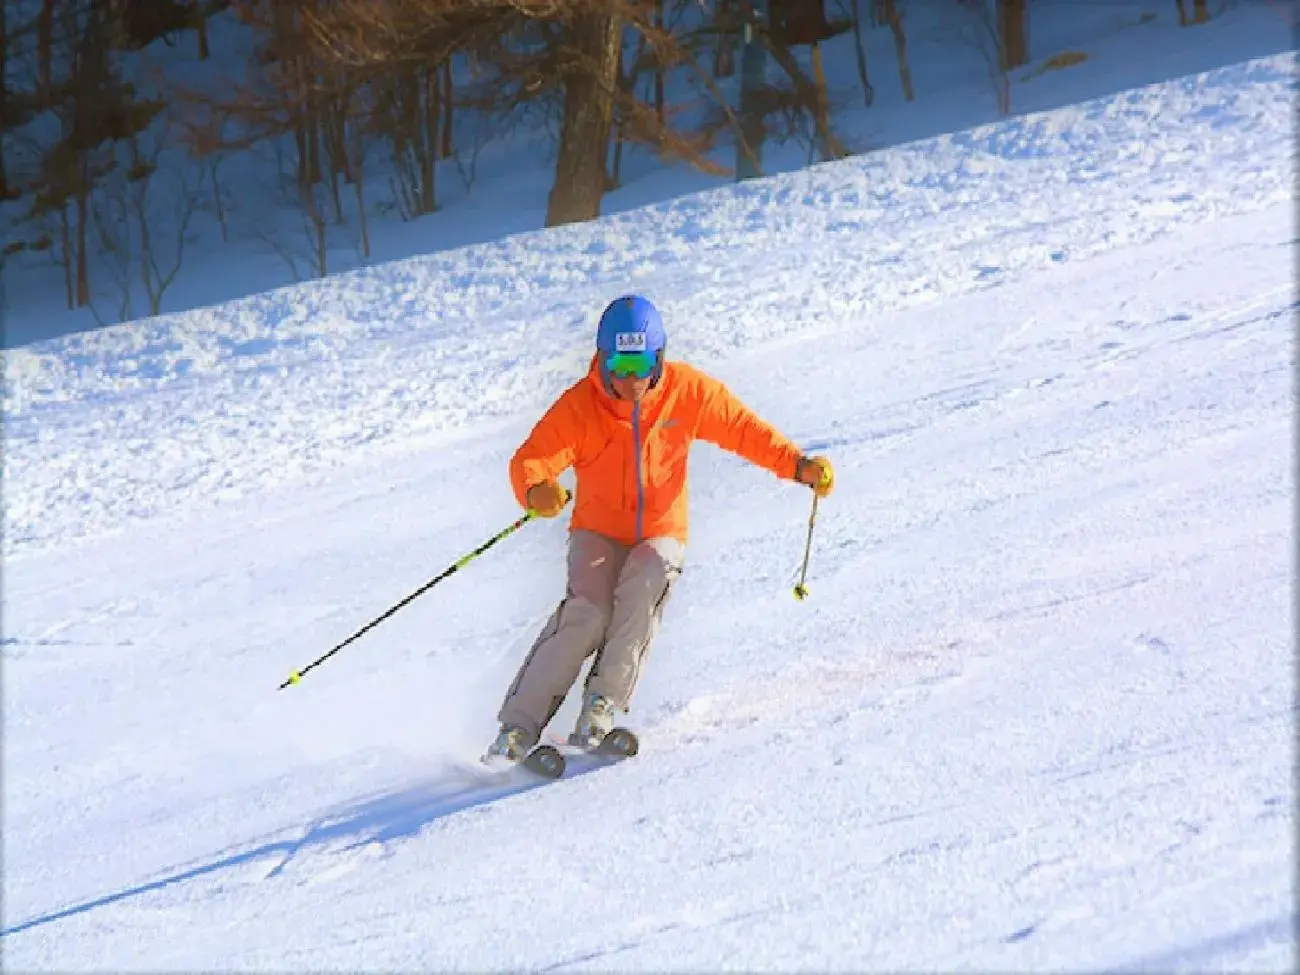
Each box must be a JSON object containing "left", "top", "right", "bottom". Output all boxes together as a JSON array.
[
  {"left": 526, "top": 480, "right": 571, "bottom": 518},
  {"left": 795, "top": 456, "right": 834, "bottom": 498}
]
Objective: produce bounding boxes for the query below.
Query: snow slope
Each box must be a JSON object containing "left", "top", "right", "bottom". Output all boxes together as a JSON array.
[
  {"left": 2, "top": 53, "right": 1295, "bottom": 970},
  {"left": 2, "top": 0, "right": 1291, "bottom": 346},
  {"left": 3, "top": 53, "right": 1294, "bottom": 557}
]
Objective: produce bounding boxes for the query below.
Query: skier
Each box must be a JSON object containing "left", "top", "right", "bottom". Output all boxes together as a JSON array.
[{"left": 485, "top": 294, "right": 834, "bottom": 762}]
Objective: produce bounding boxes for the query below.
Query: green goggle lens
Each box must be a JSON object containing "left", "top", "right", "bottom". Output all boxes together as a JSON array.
[{"left": 605, "top": 351, "right": 657, "bottom": 378}]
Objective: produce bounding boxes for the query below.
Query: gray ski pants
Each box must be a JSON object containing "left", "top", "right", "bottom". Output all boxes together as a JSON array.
[{"left": 498, "top": 529, "right": 684, "bottom": 737}]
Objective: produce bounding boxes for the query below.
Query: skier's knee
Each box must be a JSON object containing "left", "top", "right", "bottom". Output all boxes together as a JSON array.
[{"left": 563, "top": 594, "right": 614, "bottom": 647}]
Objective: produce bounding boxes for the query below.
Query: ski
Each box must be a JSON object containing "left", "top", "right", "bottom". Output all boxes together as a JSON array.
[
  {"left": 521, "top": 743, "right": 566, "bottom": 779},
  {"left": 479, "top": 742, "right": 566, "bottom": 779},
  {"left": 592, "top": 726, "right": 639, "bottom": 759},
  {"left": 560, "top": 726, "right": 640, "bottom": 761},
  {"left": 481, "top": 727, "right": 638, "bottom": 781}
]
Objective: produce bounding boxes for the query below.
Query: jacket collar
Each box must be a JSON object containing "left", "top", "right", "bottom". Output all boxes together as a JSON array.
[{"left": 585, "top": 353, "right": 667, "bottom": 419}]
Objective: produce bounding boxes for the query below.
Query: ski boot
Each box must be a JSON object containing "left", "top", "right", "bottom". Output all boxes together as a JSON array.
[
  {"left": 568, "top": 692, "right": 616, "bottom": 749},
  {"left": 482, "top": 723, "right": 565, "bottom": 779},
  {"left": 483, "top": 723, "right": 536, "bottom": 763}
]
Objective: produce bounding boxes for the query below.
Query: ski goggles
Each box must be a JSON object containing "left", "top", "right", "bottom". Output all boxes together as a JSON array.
[{"left": 604, "top": 351, "right": 658, "bottom": 379}]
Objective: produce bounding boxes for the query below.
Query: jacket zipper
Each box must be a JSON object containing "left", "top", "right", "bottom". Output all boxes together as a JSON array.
[{"left": 632, "top": 402, "right": 644, "bottom": 542}]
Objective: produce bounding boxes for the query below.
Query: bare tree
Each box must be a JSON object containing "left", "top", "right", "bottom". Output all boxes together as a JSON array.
[
  {"left": 269, "top": 1, "right": 322, "bottom": 189},
  {"left": 450, "top": 103, "right": 496, "bottom": 194},
  {"left": 386, "top": 62, "right": 442, "bottom": 219},
  {"left": 127, "top": 138, "right": 199, "bottom": 317},
  {"left": 85, "top": 121, "right": 199, "bottom": 319},
  {"left": 305, "top": 0, "right": 733, "bottom": 228},
  {"left": 608, "top": 23, "right": 672, "bottom": 189},
  {"left": 24, "top": 3, "right": 164, "bottom": 309},
  {"left": 348, "top": 109, "right": 373, "bottom": 258},
  {"left": 942, "top": 1, "right": 1014, "bottom": 115},
  {"left": 749, "top": 1, "right": 850, "bottom": 161},
  {"left": 192, "top": 0, "right": 235, "bottom": 60},
  {"left": 205, "top": 144, "right": 232, "bottom": 242},
  {"left": 997, "top": 0, "right": 1028, "bottom": 71},
  {"left": 805, "top": 29, "right": 839, "bottom": 159},
  {"left": 847, "top": 0, "right": 875, "bottom": 107},
  {"left": 879, "top": 0, "right": 913, "bottom": 102},
  {"left": 255, "top": 191, "right": 330, "bottom": 282},
  {"left": 38, "top": 0, "right": 54, "bottom": 99},
  {"left": 172, "top": 95, "right": 240, "bottom": 244},
  {"left": 174, "top": 0, "right": 386, "bottom": 276},
  {"left": 196, "top": 3, "right": 210, "bottom": 59},
  {"left": 440, "top": 59, "right": 455, "bottom": 158},
  {"left": 546, "top": 8, "right": 620, "bottom": 226},
  {"left": 0, "top": 0, "right": 20, "bottom": 202},
  {"left": 88, "top": 184, "right": 136, "bottom": 325},
  {"left": 1, "top": 0, "right": 8, "bottom": 201},
  {"left": 299, "top": 179, "right": 329, "bottom": 277},
  {"left": 713, "top": 0, "right": 736, "bottom": 78},
  {"left": 1176, "top": 0, "right": 1212, "bottom": 25}
]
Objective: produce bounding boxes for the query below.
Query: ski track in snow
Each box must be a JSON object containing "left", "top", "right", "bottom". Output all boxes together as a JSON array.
[
  {"left": 1, "top": 52, "right": 1295, "bottom": 973},
  {"left": 1, "top": 53, "right": 1295, "bottom": 558}
]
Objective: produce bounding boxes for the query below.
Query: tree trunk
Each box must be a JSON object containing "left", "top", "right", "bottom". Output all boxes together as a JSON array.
[
  {"left": 881, "top": 0, "right": 913, "bottom": 102},
  {"left": 849, "top": 0, "right": 874, "bottom": 107},
  {"left": 327, "top": 112, "right": 343, "bottom": 219},
  {"left": 74, "top": 174, "right": 90, "bottom": 308},
  {"left": 609, "top": 119, "right": 624, "bottom": 188},
  {"left": 422, "top": 63, "right": 437, "bottom": 214},
  {"left": 761, "top": 31, "right": 848, "bottom": 159},
  {"left": 809, "top": 41, "right": 832, "bottom": 161},
  {"left": 736, "top": 0, "right": 767, "bottom": 180},
  {"left": 293, "top": 113, "right": 309, "bottom": 187},
  {"left": 0, "top": 0, "right": 7, "bottom": 200},
  {"left": 300, "top": 182, "right": 327, "bottom": 277},
  {"left": 271, "top": 1, "right": 315, "bottom": 189},
  {"left": 322, "top": 89, "right": 350, "bottom": 221},
  {"left": 545, "top": 8, "right": 620, "bottom": 228},
  {"left": 440, "top": 60, "right": 454, "bottom": 159},
  {"left": 384, "top": 73, "right": 414, "bottom": 218},
  {"left": 39, "top": 0, "right": 55, "bottom": 99},
  {"left": 1193, "top": 0, "right": 1209, "bottom": 23},
  {"left": 137, "top": 178, "right": 156, "bottom": 313},
  {"left": 331, "top": 91, "right": 351, "bottom": 183},
  {"left": 300, "top": 0, "right": 322, "bottom": 186},
  {"left": 59, "top": 204, "right": 74, "bottom": 310},
  {"left": 209, "top": 155, "right": 228, "bottom": 242},
  {"left": 609, "top": 32, "right": 641, "bottom": 190},
  {"left": 351, "top": 120, "right": 369, "bottom": 258},
  {"left": 653, "top": 0, "right": 665, "bottom": 128},
  {"left": 304, "top": 81, "right": 321, "bottom": 185},
  {"left": 714, "top": 0, "right": 735, "bottom": 77},
  {"left": 997, "top": 0, "right": 1028, "bottom": 71},
  {"left": 197, "top": 4, "right": 209, "bottom": 59}
]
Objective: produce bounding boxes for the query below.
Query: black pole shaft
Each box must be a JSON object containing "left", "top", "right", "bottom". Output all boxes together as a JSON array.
[
  {"left": 280, "top": 512, "right": 534, "bottom": 689},
  {"left": 795, "top": 492, "right": 819, "bottom": 590}
]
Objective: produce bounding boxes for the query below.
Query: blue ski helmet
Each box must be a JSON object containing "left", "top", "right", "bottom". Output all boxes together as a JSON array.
[{"left": 596, "top": 294, "right": 666, "bottom": 357}]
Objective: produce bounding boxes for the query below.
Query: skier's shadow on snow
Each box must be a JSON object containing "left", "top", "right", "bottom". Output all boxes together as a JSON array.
[{"left": 2, "top": 761, "right": 593, "bottom": 939}]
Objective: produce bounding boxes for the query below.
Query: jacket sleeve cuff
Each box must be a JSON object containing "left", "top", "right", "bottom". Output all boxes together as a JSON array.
[{"left": 791, "top": 453, "right": 809, "bottom": 481}]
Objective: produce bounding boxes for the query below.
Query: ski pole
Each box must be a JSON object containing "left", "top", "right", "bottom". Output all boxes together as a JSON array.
[
  {"left": 280, "top": 510, "right": 536, "bottom": 689},
  {"left": 792, "top": 492, "right": 820, "bottom": 601}
]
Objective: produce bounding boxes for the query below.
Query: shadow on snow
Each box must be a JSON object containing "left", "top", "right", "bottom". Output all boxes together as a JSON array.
[{"left": 2, "top": 754, "right": 615, "bottom": 939}]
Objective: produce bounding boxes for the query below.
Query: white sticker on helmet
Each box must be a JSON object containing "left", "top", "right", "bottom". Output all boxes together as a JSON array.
[{"left": 615, "top": 332, "right": 648, "bottom": 352}]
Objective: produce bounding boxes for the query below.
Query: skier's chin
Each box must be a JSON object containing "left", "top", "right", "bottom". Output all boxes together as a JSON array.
[{"left": 613, "top": 379, "right": 650, "bottom": 401}]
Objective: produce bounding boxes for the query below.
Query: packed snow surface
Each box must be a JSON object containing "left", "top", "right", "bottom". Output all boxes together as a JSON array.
[{"left": 2, "top": 52, "right": 1294, "bottom": 971}]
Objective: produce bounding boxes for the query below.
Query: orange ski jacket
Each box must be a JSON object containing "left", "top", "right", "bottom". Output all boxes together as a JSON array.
[{"left": 510, "top": 356, "right": 805, "bottom": 545}]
